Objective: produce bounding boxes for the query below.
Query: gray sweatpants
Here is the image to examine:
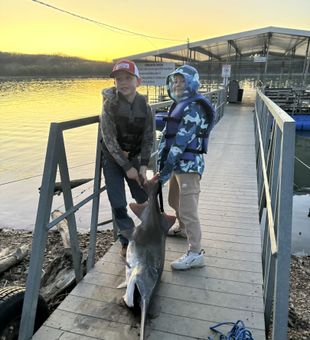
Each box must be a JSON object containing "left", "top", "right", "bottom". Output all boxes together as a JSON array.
[{"left": 168, "top": 172, "right": 201, "bottom": 253}]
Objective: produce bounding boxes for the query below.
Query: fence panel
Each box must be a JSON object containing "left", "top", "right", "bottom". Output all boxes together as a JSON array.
[{"left": 254, "top": 90, "right": 295, "bottom": 340}]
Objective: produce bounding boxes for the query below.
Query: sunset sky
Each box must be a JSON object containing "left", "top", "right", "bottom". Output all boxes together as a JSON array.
[{"left": 1, "top": 0, "right": 310, "bottom": 62}]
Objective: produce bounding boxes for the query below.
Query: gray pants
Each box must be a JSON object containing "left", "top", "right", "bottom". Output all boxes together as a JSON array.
[{"left": 168, "top": 172, "right": 201, "bottom": 253}]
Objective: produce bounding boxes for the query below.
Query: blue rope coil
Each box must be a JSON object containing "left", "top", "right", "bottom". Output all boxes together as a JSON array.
[{"left": 208, "top": 320, "right": 255, "bottom": 340}]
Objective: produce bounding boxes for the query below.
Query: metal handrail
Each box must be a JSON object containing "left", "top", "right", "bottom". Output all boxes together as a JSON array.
[
  {"left": 254, "top": 89, "right": 295, "bottom": 340},
  {"left": 46, "top": 186, "right": 106, "bottom": 230},
  {"left": 18, "top": 88, "right": 226, "bottom": 340},
  {"left": 254, "top": 109, "right": 278, "bottom": 255}
]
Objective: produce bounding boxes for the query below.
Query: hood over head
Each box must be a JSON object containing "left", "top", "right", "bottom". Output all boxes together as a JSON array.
[{"left": 166, "top": 65, "right": 200, "bottom": 101}]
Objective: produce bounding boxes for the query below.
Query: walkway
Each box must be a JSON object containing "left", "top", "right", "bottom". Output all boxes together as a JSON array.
[{"left": 33, "top": 102, "right": 266, "bottom": 339}]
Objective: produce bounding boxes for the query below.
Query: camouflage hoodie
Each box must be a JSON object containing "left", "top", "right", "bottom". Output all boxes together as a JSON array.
[
  {"left": 158, "top": 65, "right": 211, "bottom": 184},
  {"left": 100, "top": 87, "right": 154, "bottom": 172}
]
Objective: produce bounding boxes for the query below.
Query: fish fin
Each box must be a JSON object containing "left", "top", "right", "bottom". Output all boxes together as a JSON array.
[
  {"left": 117, "top": 281, "right": 127, "bottom": 289},
  {"left": 162, "top": 213, "right": 176, "bottom": 233},
  {"left": 123, "top": 274, "right": 137, "bottom": 307},
  {"left": 139, "top": 298, "right": 148, "bottom": 340},
  {"left": 129, "top": 202, "right": 147, "bottom": 218}
]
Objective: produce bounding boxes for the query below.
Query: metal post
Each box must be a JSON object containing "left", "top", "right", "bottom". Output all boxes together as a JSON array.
[
  {"left": 57, "top": 132, "right": 83, "bottom": 282},
  {"left": 87, "top": 126, "right": 103, "bottom": 271},
  {"left": 302, "top": 38, "right": 310, "bottom": 88},
  {"left": 272, "top": 120, "right": 295, "bottom": 340},
  {"left": 18, "top": 123, "right": 60, "bottom": 340},
  {"left": 263, "top": 33, "right": 271, "bottom": 80}
]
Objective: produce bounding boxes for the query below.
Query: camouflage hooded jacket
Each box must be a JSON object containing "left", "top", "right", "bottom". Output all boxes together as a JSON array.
[
  {"left": 158, "top": 65, "right": 214, "bottom": 184},
  {"left": 100, "top": 87, "right": 154, "bottom": 172}
]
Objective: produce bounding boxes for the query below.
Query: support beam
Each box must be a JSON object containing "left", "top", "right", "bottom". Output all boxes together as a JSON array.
[
  {"left": 285, "top": 37, "right": 308, "bottom": 55},
  {"left": 264, "top": 33, "right": 272, "bottom": 76},
  {"left": 157, "top": 52, "right": 196, "bottom": 63},
  {"left": 228, "top": 40, "right": 242, "bottom": 56},
  {"left": 302, "top": 38, "right": 310, "bottom": 87},
  {"left": 190, "top": 46, "right": 221, "bottom": 60}
]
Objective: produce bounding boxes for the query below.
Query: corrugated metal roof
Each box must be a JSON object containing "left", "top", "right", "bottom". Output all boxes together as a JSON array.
[{"left": 116, "top": 27, "right": 310, "bottom": 62}]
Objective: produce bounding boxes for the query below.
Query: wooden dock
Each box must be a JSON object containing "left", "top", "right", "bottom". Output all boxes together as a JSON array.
[{"left": 33, "top": 102, "right": 266, "bottom": 339}]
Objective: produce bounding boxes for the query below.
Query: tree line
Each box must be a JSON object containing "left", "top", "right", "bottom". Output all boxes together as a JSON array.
[{"left": 0, "top": 52, "right": 113, "bottom": 77}]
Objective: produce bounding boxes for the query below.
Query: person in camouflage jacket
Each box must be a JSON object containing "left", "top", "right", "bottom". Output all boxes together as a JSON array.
[
  {"left": 100, "top": 60, "right": 154, "bottom": 257},
  {"left": 157, "top": 65, "right": 215, "bottom": 270}
]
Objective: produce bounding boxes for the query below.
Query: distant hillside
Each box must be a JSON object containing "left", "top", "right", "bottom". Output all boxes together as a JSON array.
[{"left": 0, "top": 52, "right": 113, "bottom": 77}]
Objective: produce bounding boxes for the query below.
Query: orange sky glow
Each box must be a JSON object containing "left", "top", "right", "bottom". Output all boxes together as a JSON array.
[{"left": 1, "top": 0, "right": 310, "bottom": 62}]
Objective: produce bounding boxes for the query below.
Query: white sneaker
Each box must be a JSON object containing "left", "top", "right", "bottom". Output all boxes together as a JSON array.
[
  {"left": 171, "top": 250, "right": 205, "bottom": 270},
  {"left": 167, "top": 224, "right": 187, "bottom": 238}
]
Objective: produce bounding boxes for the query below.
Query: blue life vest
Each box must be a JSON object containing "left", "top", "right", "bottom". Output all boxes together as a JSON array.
[{"left": 163, "top": 93, "right": 215, "bottom": 161}]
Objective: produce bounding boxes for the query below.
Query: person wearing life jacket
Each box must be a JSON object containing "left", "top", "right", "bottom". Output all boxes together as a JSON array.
[
  {"left": 100, "top": 60, "right": 154, "bottom": 258},
  {"left": 157, "top": 64, "right": 215, "bottom": 270}
]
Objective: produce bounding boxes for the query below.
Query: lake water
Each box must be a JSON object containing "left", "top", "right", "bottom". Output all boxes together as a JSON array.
[{"left": 0, "top": 78, "right": 309, "bottom": 254}]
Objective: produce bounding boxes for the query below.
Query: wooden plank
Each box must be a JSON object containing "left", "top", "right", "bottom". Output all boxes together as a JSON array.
[
  {"left": 148, "top": 330, "right": 192, "bottom": 340},
  {"left": 68, "top": 280, "right": 264, "bottom": 313},
  {"left": 199, "top": 206, "right": 260, "bottom": 217},
  {"left": 94, "top": 257, "right": 263, "bottom": 285},
  {"left": 155, "top": 282, "right": 264, "bottom": 312},
  {"left": 165, "top": 242, "right": 262, "bottom": 261},
  {"left": 201, "top": 225, "right": 261, "bottom": 237},
  {"left": 33, "top": 326, "right": 99, "bottom": 340},
  {"left": 109, "top": 242, "right": 262, "bottom": 262},
  {"left": 83, "top": 267, "right": 263, "bottom": 298},
  {"left": 43, "top": 308, "right": 140, "bottom": 340},
  {"left": 200, "top": 192, "right": 258, "bottom": 201},
  {"left": 56, "top": 294, "right": 136, "bottom": 326},
  {"left": 200, "top": 215, "right": 260, "bottom": 226},
  {"left": 102, "top": 249, "right": 262, "bottom": 273},
  {"left": 200, "top": 215, "right": 261, "bottom": 228},
  {"left": 165, "top": 251, "right": 262, "bottom": 273},
  {"left": 149, "top": 312, "right": 265, "bottom": 340},
  {"left": 200, "top": 233, "right": 261, "bottom": 245},
  {"left": 200, "top": 239, "right": 261, "bottom": 253},
  {"left": 150, "top": 295, "right": 264, "bottom": 330},
  {"left": 32, "top": 326, "right": 64, "bottom": 339},
  {"left": 199, "top": 201, "right": 259, "bottom": 211},
  {"left": 199, "top": 219, "right": 261, "bottom": 231}
]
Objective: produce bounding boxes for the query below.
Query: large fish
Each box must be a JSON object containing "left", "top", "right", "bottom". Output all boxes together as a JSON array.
[{"left": 119, "top": 177, "right": 176, "bottom": 340}]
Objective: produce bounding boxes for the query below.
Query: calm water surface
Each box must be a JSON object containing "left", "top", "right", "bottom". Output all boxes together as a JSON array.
[
  {"left": 0, "top": 78, "right": 117, "bottom": 232},
  {"left": 0, "top": 78, "right": 309, "bottom": 253},
  {"left": 0, "top": 78, "right": 112, "bottom": 184}
]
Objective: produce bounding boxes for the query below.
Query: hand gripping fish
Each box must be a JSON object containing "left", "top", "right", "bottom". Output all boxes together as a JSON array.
[{"left": 118, "top": 177, "right": 176, "bottom": 340}]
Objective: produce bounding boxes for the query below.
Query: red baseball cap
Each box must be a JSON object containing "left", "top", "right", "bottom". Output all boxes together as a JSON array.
[{"left": 110, "top": 60, "right": 140, "bottom": 79}]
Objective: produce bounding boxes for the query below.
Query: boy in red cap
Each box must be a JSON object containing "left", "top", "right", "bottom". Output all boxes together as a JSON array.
[{"left": 100, "top": 60, "right": 154, "bottom": 257}]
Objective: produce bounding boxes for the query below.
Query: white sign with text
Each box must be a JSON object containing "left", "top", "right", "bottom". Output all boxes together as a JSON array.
[
  {"left": 138, "top": 62, "right": 175, "bottom": 86},
  {"left": 221, "top": 64, "right": 231, "bottom": 78}
]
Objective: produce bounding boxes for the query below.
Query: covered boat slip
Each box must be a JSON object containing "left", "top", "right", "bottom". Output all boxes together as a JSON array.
[{"left": 33, "top": 102, "right": 266, "bottom": 339}]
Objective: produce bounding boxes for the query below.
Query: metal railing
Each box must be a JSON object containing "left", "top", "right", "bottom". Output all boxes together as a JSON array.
[
  {"left": 18, "top": 88, "right": 226, "bottom": 340},
  {"left": 18, "top": 116, "right": 104, "bottom": 340},
  {"left": 254, "top": 90, "right": 295, "bottom": 340},
  {"left": 205, "top": 88, "right": 226, "bottom": 122},
  {"left": 152, "top": 88, "right": 226, "bottom": 120}
]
